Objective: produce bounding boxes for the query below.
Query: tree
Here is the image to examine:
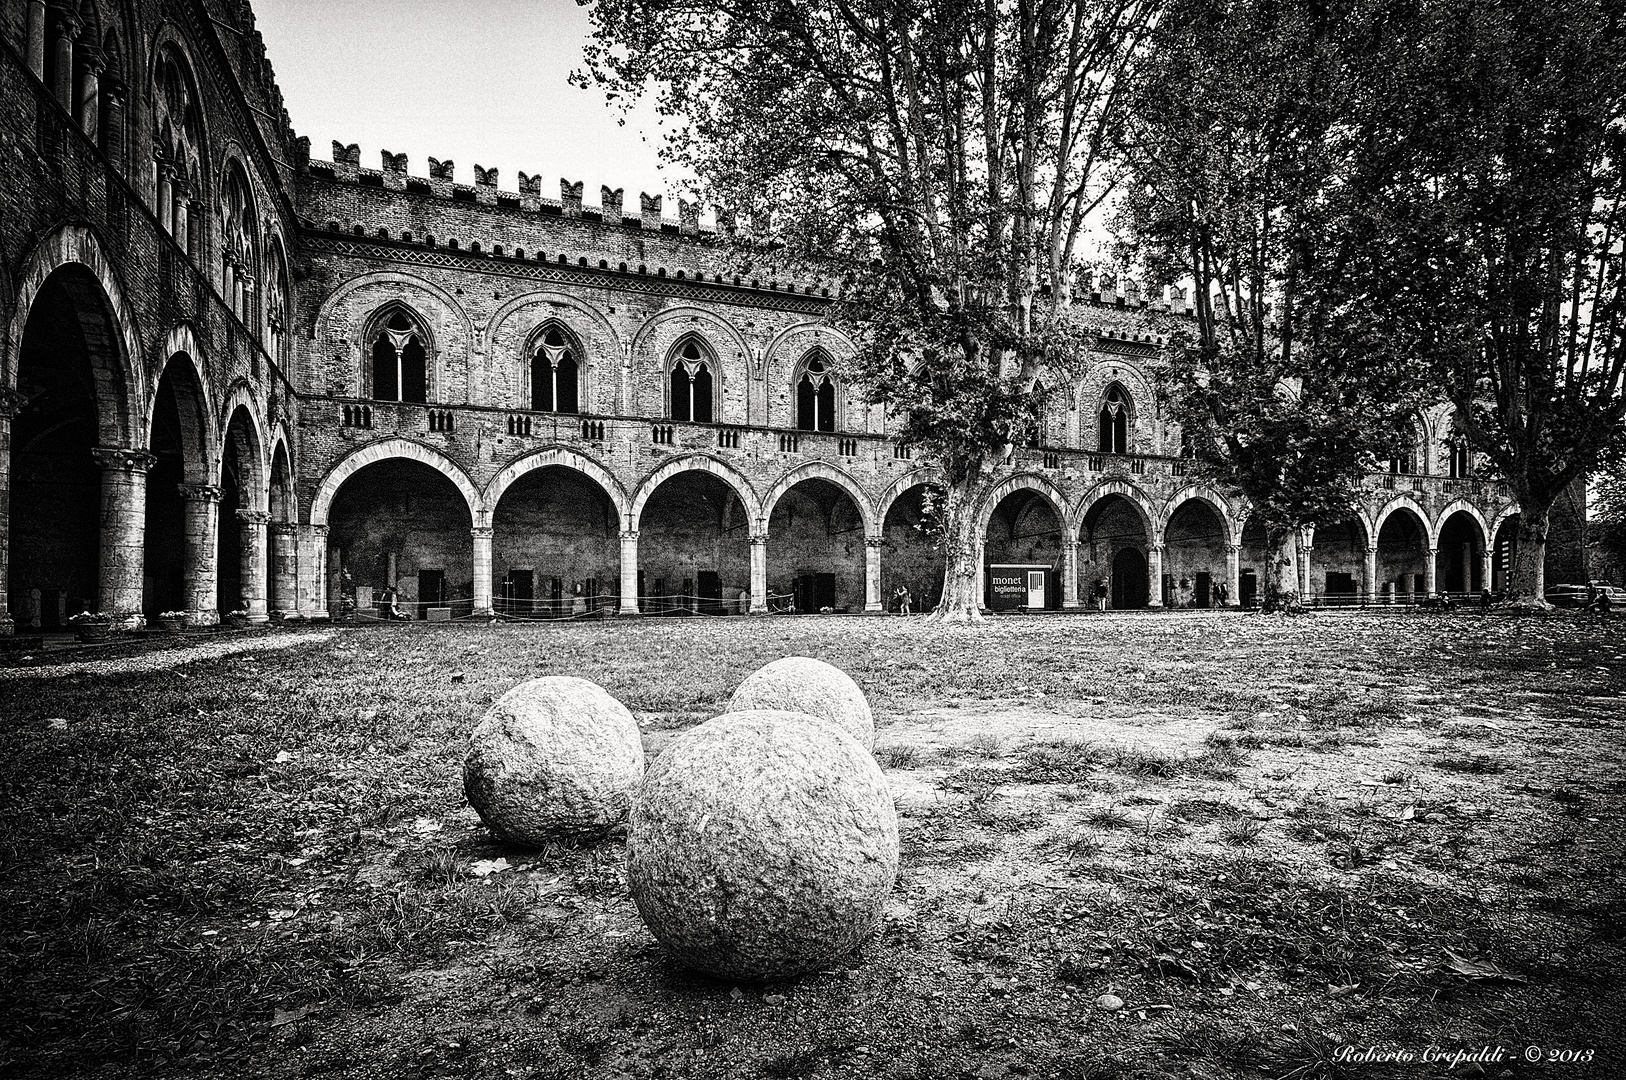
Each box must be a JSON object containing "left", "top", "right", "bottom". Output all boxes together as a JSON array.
[
  {"left": 580, "top": 0, "right": 1158, "bottom": 620},
  {"left": 1345, "top": 0, "right": 1626, "bottom": 602},
  {"left": 1115, "top": 0, "right": 1416, "bottom": 611}
]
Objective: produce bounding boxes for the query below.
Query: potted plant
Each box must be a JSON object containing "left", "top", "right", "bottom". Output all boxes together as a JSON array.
[
  {"left": 153, "top": 610, "right": 188, "bottom": 633},
  {"left": 68, "top": 611, "right": 113, "bottom": 643},
  {"left": 223, "top": 608, "right": 250, "bottom": 630}
]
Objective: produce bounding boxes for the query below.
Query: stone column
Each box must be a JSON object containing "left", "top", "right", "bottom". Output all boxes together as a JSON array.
[
  {"left": 618, "top": 531, "right": 640, "bottom": 615},
  {"left": 1226, "top": 543, "right": 1241, "bottom": 608},
  {"left": 77, "top": 48, "right": 102, "bottom": 140},
  {"left": 1424, "top": 546, "right": 1438, "bottom": 598},
  {"left": 1147, "top": 543, "right": 1165, "bottom": 608},
  {"left": 974, "top": 539, "right": 987, "bottom": 610},
  {"left": 92, "top": 447, "right": 154, "bottom": 628},
  {"left": 171, "top": 180, "right": 189, "bottom": 253},
  {"left": 1479, "top": 547, "right": 1493, "bottom": 597},
  {"left": 472, "top": 526, "right": 494, "bottom": 616},
  {"left": 52, "top": 18, "right": 79, "bottom": 112},
  {"left": 306, "top": 525, "right": 330, "bottom": 619},
  {"left": 1461, "top": 541, "right": 1474, "bottom": 594},
  {"left": 236, "top": 509, "right": 270, "bottom": 623},
  {"left": 749, "top": 533, "right": 769, "bottom": 614},
  {"left": 27, "top": 0, "right": 47, "bottom": 81},
  {"left": 1062, "top": 540, "right": 1082, "bottom": 609},
  {"left": 1364, "top": 545, "right": 1379, "bottom": 607},
  {"left": 101, "top": 80, "right": 125, "bottom": 162},
  {"left": 268, "top": 523, "right": 299, "bottom": 615},
  {"left": 864, "top": 536, "right": 883, "bottom": 613},
  {"left": 0, "top": 389, "right": 22, "bottom": 635},
  {"left": 1299, "top": 540, "right": 1315, "bottom": 602},
  {"left": 156, "top": 160, "right": 173, "bottom": 237},
  {"left": 177, "top": 483, "right": 221, "bottom": 625}
]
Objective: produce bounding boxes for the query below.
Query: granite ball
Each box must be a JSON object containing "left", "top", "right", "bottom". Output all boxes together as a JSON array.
[
  {"left": 628, "top": 709, "right": 899, "bottom": 980},
  {"left": 462, "top": 676, "right": 643, "bottom": 847},
  {"left": 728, "top": 656, "right": 875, "bottom": 750}
]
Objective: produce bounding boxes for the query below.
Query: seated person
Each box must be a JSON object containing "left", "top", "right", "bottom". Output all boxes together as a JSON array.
[{"left": 384, "top": 587, "right": 410, "bottom": 621}]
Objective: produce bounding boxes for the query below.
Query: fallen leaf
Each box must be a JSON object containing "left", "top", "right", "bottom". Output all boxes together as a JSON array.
[
  {"left": 271, "top": 1003, "right": 321, "bottom": 1028},
  {"left": 1440, "top": 949, "right": 1526, "bottom": 983},
  {"left": 469, "top": 858, "right": 511, "bottom": 878}
]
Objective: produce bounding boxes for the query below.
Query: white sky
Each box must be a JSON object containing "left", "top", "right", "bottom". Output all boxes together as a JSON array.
[{"left": 253, "top": 0, "right": 685, "bottom": 202}]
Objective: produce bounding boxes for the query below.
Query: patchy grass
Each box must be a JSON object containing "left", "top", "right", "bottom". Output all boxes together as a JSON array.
[{"left": 1, "top": 610, "right": 1622, "bottom": 1078}]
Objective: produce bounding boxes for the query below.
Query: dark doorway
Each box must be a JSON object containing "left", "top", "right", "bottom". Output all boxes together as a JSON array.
[
  {"left": 502, "top": 569, "right": 533, "bottom": 616},
  {"left": 1240, "top": 570, "right": 1258, "bottom": 608},
  {"left": 418, "top": 569, "right": 446, "bottom": 618},
  {"left": 698, "top": 570, "right": 723, "bottom": 615},
  {"left": 1111, "top": 547, "right": 1148, "bottom": 609},
  {"left": 1195, "top": 571, "right": 1212, "bottom": 608}
]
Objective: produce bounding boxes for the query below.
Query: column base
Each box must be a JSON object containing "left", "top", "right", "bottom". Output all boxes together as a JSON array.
[
  {"left": 309, "top": 608, "right": 331, "bottom": 622},
  {"left": 0, "top": 613, "right": 13, "bottom": 637},
  {"left": 749, "top": 605, "right": 770, "bottom": 616},
  {"left": 618, "top": 604, "right": 642, "bottom": 617},
  {"left": 187, "top": 609, "right": 221, "bottom": 627},
  {"left": 1147, "top": 600, "right": 1164, "bottom": 609},
  {"left": 473, "top": 605, "right": 494, "bottom": 618},
  {"left": 111, "top": 611, "right": 145, "bottom": 632},
  {"left": 1062, "top": 602, "right": 1085, "bottom": 611},
  {"left": 245, "top": 614, "right": 271, "bottom": 626}
]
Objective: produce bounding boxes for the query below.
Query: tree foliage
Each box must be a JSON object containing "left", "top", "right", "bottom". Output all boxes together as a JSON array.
[
  {"left": 580, "top": 0, "right": 1158, "bottom": 619},
  {"left": 1116, "top": 0, "right": 1416, "bottom": 610}
]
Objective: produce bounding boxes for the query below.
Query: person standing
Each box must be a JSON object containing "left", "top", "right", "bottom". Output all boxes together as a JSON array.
[{"left": 1095, "top": 577, "right": 1108, "bottom": 612}]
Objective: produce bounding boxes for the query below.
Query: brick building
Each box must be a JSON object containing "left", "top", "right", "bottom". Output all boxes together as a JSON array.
[{"left": 0, "top": 0, "right": 1530, "bottom": 634}]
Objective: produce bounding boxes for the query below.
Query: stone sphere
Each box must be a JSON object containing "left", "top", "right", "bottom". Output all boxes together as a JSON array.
[
  {"left": 728, "top": 656, "right": 875, "bottom": 750},
  {"left": 628, "top": 710, "right": 899, "bottom": 981},
  {"left": 462, "top": 676, "right": 643, "bottom": 847}
]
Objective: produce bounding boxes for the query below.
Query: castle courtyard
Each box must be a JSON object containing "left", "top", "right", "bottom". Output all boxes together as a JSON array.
[{"left": 1, "top": 611, "right": 1620, "bottom": 1078}]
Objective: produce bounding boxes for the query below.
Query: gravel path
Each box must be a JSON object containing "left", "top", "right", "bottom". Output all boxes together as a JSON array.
[{"left": 0, "top": 631, "right": 334, "bottom": 680}]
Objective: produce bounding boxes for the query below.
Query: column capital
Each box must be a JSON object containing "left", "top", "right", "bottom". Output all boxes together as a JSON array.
[
  {"left": 236, "top": 508, "right": 271, "bottom": 525},
  {"left": 55, "top": 15, "right": 82, "bottom": 38},
  {"left": 269, "top": 521, "right": 300, "bottom": 537},
  {"left": 1366, "top": 544, "right": 1379, "bottom": 554},
  {"left": 471, "top": 526, "right": 494, "bottom": 539},
  {"left": 1149, "top": 542, "right": 1166, "bottom": 555},
  {"left": 103, "top": 77, "right": 127, "bottom": 106},
  {"left": 1226, "top": 543, "right": 1241, "bottom": 554},
  {"left": 308, "top": 523, "right": 329, "bottom": 537},
  {"left": 79, "top": 45, "right": 104, "bottom": 74},
  {"left": 91, "top": 446, "right": 155, "bottom": 473},
  {"left": 177, "top": 482, "right": 222, "bottom": 504},
  {"left": 864, "top": 535, "right": 884, "bottom": 550},
  {"left": 620, "top": 530, "right": 639, "bottom": 543},
  {"left": 0, "top": 386, "right": 26, "bottom": 419},
  {"left": 749, "top": 533, "right": 770, "bottom": 546}
]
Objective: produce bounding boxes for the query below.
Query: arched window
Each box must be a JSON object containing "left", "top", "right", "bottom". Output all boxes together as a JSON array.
[
  {"left": 1025, "top": 381, "right": 1048, "bottom": 447},
  {"left": 1098, "top": 384, "right": 1130, "bottom": 454},
  {"left": 669, "top": 338, "right": 713, "bottom": 423},
  {"left": 795, "top": 352, "right": 837, "bottom": 432},
  {"left": 221, "top": 163, "right": 258, "bottom": 329},
  {"left": 530, "top": 325, "right": 579, "bottom": 413},
  {"left": 264, "top": 237, "right": 290, "bottom": 364},
  {"left": 152, "top": 47, "right": 204, "bottom": 257},
  {"left": 370, "top": 311, "right": 428, "bottom": 403},
  {"left": 1389, "top": 432, "right": 1416, "bottom": 474}
]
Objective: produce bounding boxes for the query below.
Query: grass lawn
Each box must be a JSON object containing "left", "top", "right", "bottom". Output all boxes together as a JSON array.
[{"left": 1, "top": 610, "right": 1622, "bottom": 1079}]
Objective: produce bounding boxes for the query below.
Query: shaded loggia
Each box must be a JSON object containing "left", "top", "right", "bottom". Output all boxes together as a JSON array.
[
  {"left": 1080, "top": 494, "right": 1150, "bottom": 610},
  {"left": 882, "top": 483, "right": 946, "bottom": 613},
  {"left": 637, "top": 471, "right": 749, "bottom": 614},
  {"left": 491, "top": 466, "right": 621, "bottom": 616},
  {"left": 767, "top": 478, "right": 866, "bottom": 613},
  {"left": 326, "top": 458, "right": 474, "bottom": 618},
  {"left": 984, "top": 489, "right": 1063, "bottom": 610}
]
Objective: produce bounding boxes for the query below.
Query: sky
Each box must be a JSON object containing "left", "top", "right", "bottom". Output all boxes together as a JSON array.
[{"left": 253, "top": 0, "right": 685, "bottom": 203}]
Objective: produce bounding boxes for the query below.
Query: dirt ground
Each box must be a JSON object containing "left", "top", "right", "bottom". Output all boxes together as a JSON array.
[{"left": 0, "top": 609, "right": 1621, "bottom": 1080}]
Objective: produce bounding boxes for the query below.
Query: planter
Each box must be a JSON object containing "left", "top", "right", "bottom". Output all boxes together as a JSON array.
[
  {"left": 154, "top": 617, "right": 184, "bottom": 633},
  {"left": 74, "top": 623, "right": 112, "bottom": 643},
  {"left": 224, "top": 614, "right": 249, "bottom": 631}
]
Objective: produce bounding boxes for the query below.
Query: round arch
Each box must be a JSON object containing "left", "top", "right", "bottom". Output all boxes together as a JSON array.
[
  {"left": 629, "top": 453, "right": 762, "bottom": 531},
  {"left": 310, "top": 438, "right": 484, "bottom": 528},
  {"left": 4, "top": 224, "right": 145, "bottom": 444},
  {"left": 1157, "top": 485, "right": 1239, "bottom": 546},
  {"left": 976, "top": 472, "right": 1071, "bottom": 537},
  {"left": 1372, "top": 494, "right": 1432, "bottom": 542},
  {"left": 151, "top": 339, "right": 217, "bottom": 485},
  {"left": 218, "top": 383, "right": 269, "bottom": 512},
  {"left": 1487, "top": 500, "right": 1522, "bottom": 543},
  {"left": 1431, "top": 498, "right": 1490, "bottom": 549},
  {"left": 876, "top": 468, "right": 945, "bottom": 525},
  {"left": 1076, "top": 479, "right": 1158, "bottom": 541},
  {"left": 760, "top": 460, "right": 879, "bottom": 537},
  {"left": 485, "top": 445, "right": 630, "bottom": 521}
]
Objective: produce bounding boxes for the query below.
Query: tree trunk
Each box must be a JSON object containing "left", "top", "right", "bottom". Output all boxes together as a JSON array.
[
  {"left": 930, "top": 477, "right": 986, "bottom": 624},
  {"left": 1261, "top": 525, "right": 1303, "bottom": 614},
  {"left": 1508, "top": 503, "right": 1550, "bottom": 602}
]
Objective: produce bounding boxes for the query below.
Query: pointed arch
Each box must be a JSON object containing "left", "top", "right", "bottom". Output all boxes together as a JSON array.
[
  {"left": 218, "top": 383, "right": 268, "bottom": 511},
  {"left": 761, "top": 460, "right": 879, "bottom": 537},
  {"left": 1430, "top": 499, "right": 1489, "bottom": 550},
  {"left": 363, "top": 300, "right": 434, "bottom": 403},
  {"left": 1098, "top": 382, "right": 1132, "bottom": 454},
  {"left": 666, "top": 334, "right": 717, "bottom": 423},
  {"left": 524, "top": 319, "right": 584, "bottom": 413},
  {"left": 310, "top": 438, "right": 484, "bottom": 528},
  {"left": 485, "top": 445, "right": 630, "bottom": 521},
  {"left": 793, "top": 347, "right": 841, "bottom": 432},
  {"left": 629, "top": 453, "right": 762, "bottom": 531},
  {"left": 151, "top": 332, "right": 217, "bottom": 486},
  {"left": 1157, "top": 485, "right": 1240, "bottom": 547},
  {"left": 976, "top": 472, "right": 1071, "bottom": 537},
  {"left": 876, "top": 468, "right": 945, "bottom": 525},
  {"left": 1076, "top": 479, "right": 1157, "bottom": 541},
  {"left": 1372, "top": 494, "right": 1432, "bottom": 541},
  {"left": 5, "top": 224, "right": 145, "bottom": 446}
]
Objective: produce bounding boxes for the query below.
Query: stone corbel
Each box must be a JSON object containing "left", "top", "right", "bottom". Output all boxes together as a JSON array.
[
  {"left": 177, "top": 483, "right": 223, "bottom": 503},
  {"left": 235, "top": 509, "right": 271, "bottom": 525},
  {"left": 91, "top": 446, "right": 156, "bottom": 473}
]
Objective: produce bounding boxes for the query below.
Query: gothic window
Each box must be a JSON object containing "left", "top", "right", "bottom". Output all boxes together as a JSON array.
[
  {"left": 530, "top": 325, "right": 579, "bottom": 413},
  {"left": 221, "top": 163, "right": 258, "bottom": 328},
  {"left": 795, "top": 352, "right": 837, "bottom": 432},
  {"left": 1098, "top": 384, "right": 1130, "bottom": 454},
  {"left": 370, "top": 311, "right": 428, "bottom": 403},
  {"left": 1448, "top": 429, "right": 1471, "bottom": 478},
  {"left": 669, "top": 338, "right": 713, "bottom": 423},
  {"left": 264, "top": 236, "right": 290, "bottom": 364},
  {"left": 152, "top": 47, "right": 204, "bottom": 256},
  {"left": 1025, "top": 381, "right": 1048, "bottom": 447}
]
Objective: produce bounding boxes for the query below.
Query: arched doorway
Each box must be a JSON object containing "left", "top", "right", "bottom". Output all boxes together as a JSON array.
[
  {"left": 8, "top": 265, "right": 132, "bottom": 627},
  {"left": 1436, "top": 510, "right": 1486, "bottom": 597},
  {"left": 1238, "top": 517, "right": 1269, "bottom": 608},
  {"left": 1376, "top": 507, "right": 1430, "bottom": 603},
  {"left": 984, "top": 488, "right": 1063, "bottom": 610},
  {"left": 217, "top": 407, "right": 265, "bottom": 620},
  {"left": 767, "top": 478, "right": 866, "bottom": 613},
  {"left": 1080, "top": 493, "right": 1150, "bottom": 609},
  {"left": 267, "top": 443, "right": 298, "bottom": 616},
  {"left": 490, "top": 466, "right": 621, "bottom": 617},
  {"left": 1313, "top": 518, "right": 1369, "bottom": 606},
  {"left": 326, "top": 459, "right": 475, "bottom": 619},
  {"left": 143, "top": 356, "right": 211, "bottom": 617},
  {"left": 1163, "top": 498, "right": 1230, "bottom": 608},
  {"left": 881, "top": 483, "right": 946, "bottom": 613},
  {"left": 637, "top": 471, "right": 750, "bottom": 614}
]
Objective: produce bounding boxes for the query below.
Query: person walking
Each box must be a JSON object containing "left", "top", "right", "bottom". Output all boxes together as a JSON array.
[{"left": 1095, "top": 577, "right": 1108, "bottom": 612}]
